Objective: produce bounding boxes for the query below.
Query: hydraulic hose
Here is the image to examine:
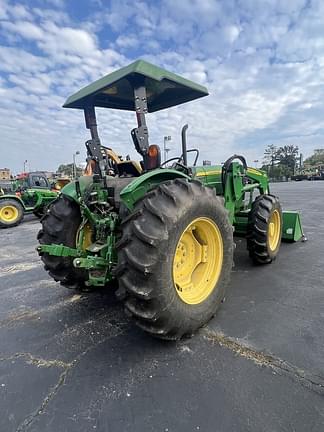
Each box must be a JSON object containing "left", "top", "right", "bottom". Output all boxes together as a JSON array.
[{"left": 221, "top": 154, "right": 248, "bottom": 189}]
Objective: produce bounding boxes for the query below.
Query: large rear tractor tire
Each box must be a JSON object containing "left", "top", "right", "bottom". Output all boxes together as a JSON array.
[
  {"left": 247, "top": 194, "right": 282, "bottom": 264},
  {"left": 0, "top": 199, "right": 24, "bottom": 228},
  {"left": 116, "top": 178, "right": 233, "bottom": 340},
  {"left": 38, "top": 195, "right": 88, "bottom": 289}
]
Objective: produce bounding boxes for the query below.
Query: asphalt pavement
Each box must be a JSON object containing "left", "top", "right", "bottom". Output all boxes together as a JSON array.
[{"left": 0, "top": 181, "right": 323, "bottom": 432}]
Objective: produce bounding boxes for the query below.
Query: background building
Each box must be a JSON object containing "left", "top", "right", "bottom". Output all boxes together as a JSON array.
[{"left": 0, "top": 168, "right": 11, "bottom": 180}]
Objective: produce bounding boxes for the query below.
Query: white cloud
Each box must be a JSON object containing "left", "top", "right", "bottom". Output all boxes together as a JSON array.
[
  {"left": 8, "top": 73, "right": 52, "bottom": 94},
  {"left": 0, "top": 0, "right": 9, "bottom": 19},
  {"left": 10, "top": 4, "right": 33, "bottom": 20},
  {"left": 1, "top": 20, "right": 44, "bottom": 39},
  {"left": 224, "top": 25, "right": 241, "bottom": 43},
  {"left": 37, "top": 22, "right": 98, "bottom": 56},
  {"left": 115, "top": 35, "right": 138, "bottom": 49},
  {"left": 32, "top": 7, "right": 70, "bottom": 24},
  {"left": 0, "top": 46, "right": 50, "bottom": 73}
]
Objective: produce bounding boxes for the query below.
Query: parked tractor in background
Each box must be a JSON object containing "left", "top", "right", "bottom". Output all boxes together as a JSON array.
[
  {"left": 292, "top": 164, "right": 324, "bottom": 181},
  {"left": 0, "top": 172, "right": 60, "bottom": 228},
  {"left": 37, "top": 60, "right": 305, "bottom": 340}
]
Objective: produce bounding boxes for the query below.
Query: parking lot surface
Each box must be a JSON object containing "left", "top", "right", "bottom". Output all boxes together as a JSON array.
[{"left": 0, "top": 181, "right": 323, "bottom": 432}]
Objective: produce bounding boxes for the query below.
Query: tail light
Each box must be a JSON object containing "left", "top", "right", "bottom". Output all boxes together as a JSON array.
[{"left": 146, "top": 145, "right": 161, "bottom": 170}]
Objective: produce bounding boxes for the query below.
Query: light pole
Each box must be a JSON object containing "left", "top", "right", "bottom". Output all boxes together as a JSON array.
[
  {"left": 73, "top": 151, "right": 80, "bottom": 179},
  {"left": 254, "top": 159, "right": 259, "bottom": 168},
  {"left": 163, "top": 135, "right": 171, "bottom": 162},
  {"left": 23, "top": 160, "right": 27, "bottom": 173}
]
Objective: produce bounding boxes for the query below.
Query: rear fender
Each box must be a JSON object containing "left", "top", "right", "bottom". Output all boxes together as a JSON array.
[
  {"left": 60, "top": 170, "right": 191, "bottom": 211},
  {"left": 120, "top": 168, "right": 191, "bottom": 210},
  {"left": 60, "top": 176, "right": 94, "bottom": 203}
]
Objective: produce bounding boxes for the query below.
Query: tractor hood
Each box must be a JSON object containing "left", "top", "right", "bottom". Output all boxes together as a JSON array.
[{"left": 63, "top": 59, "right": 209, "bottom": 112}]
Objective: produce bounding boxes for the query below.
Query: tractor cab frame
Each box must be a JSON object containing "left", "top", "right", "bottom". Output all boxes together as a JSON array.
[{"left": 63, "top": 60, "right": 208, "bottom": 177}]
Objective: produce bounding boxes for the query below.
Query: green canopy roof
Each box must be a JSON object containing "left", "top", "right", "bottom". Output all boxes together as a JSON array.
[{"left": 63, "top": 59, "right": 209, "bottom": 112}]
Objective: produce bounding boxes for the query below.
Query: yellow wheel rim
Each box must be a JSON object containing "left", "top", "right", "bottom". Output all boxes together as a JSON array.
[
  {"left": 268, "top": 209, "right": 281, "bottom": 252},
  {"left": 76, "top": 222, "right": 93, "bottom": 251},
  {"left": 0, "top": 205, "right": 19, "bottom": 223},
  {"left": 173, "top": 217, "right": 223, "bottom": 305}
]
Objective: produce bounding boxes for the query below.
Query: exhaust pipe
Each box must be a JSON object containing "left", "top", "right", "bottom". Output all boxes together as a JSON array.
[{"left": 181, "top": 124, "right": 188, "bottom": 166}]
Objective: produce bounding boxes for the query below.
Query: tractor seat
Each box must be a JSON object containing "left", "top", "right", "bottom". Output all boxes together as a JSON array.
[
  {"left": 116, "top": 161, "right": 142, "bottom": 177},
  {"left": 103, "top": 147, "right": 142, "bottom": 177}
]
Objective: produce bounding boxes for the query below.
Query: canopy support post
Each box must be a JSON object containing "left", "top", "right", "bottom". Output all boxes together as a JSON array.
[
  {"left": 84, "top": 106, "right": 106, "bottom": 178},
  {"left": 131, "top": 84, "right": 150, "bottom": 169}
]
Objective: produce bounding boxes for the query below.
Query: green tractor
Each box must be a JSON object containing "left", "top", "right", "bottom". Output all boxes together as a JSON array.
[
  {"left": 37, "top": 60, "right": 304, "bottom": 339},
  {"left": 0, "top": 172, "right": 59, "bottom": 228}
]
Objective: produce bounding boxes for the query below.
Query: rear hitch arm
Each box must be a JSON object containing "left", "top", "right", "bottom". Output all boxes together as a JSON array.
[{"left": 37, "top": 244, "right": 81, "bottom": 257}]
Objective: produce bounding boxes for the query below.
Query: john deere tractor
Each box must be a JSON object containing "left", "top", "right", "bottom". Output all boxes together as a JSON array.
[
  {"left": 37, "top": 60, "right": 304, "bottom": 339},
  {"left": 0, "top": 172, "right": 59, "bottom": 228}
]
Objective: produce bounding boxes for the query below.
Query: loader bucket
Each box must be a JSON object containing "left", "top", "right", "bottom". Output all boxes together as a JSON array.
[{"left": 282, "top": 211, "right": 305, "bottom": 242}]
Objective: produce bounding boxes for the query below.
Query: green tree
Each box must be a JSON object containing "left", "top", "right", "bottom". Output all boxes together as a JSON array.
[
  {"left": 263, "top": 144, "right": 278, "bottom": 177},
  {"left": 276, "top": 145, "right": 299, "bottom": 175},
  {"left": 263, "top": 144, "right": 299, "bottom": 178},
  {"left": 57, "top": 163, "right": 83, "bottom": 177},
  {"left": 304, "top": 149, "right": 324, "bottom": 167}
]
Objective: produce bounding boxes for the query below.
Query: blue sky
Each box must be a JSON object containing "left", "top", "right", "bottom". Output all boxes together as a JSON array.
[{"left": 0, "top": 0, "right": 323, "bottom": 173}]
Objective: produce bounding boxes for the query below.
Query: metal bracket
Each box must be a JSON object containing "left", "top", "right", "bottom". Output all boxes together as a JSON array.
[
  {"left": 73, "top": 256, "right": 108, "bottom": 269},
  {"left": 37, "top": 244, "right": 81, "bottom": 257},
  {"left": 131, "top": 85, "right": 149, "bottom": 158}
]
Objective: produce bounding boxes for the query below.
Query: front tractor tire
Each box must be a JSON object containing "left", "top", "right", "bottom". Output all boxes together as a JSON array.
[
  {"left": 0, "top": 199, "right": 24, "bottom": 228},
  {"left": 247, "top": 194, "right": 282, "bottom": 264},
  {"left": 38, "top": 195, "right": 88, "bottom": 289},
  {"left": 116, "top": 178, "right": 233, "bottom": 340}
]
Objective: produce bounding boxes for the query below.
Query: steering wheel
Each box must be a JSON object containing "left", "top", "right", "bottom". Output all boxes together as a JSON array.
[
  {"left": 160, "top": 157, "right": 192, "bottom": 177},
  {"left": 160, "top": 156, "right": 183, "bottom": 168}
]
